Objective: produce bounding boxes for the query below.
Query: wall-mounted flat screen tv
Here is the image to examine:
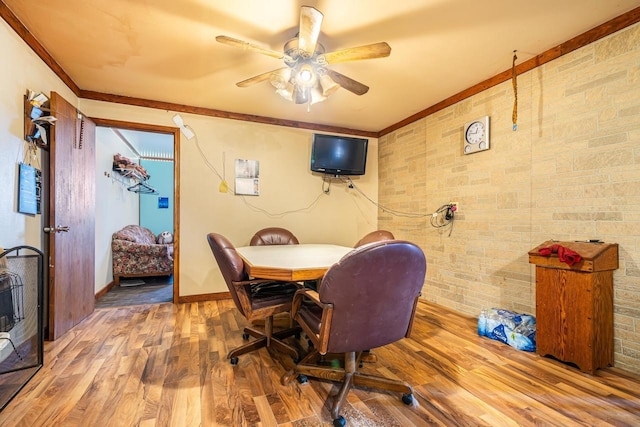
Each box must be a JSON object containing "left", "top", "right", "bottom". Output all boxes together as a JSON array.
[{"left": 310, "top": 134, "right": 368, "bottom": 176}]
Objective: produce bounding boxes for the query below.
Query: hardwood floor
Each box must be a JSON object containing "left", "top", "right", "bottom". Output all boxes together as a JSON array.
[
  {"left": 0, "top": 299, "right": 639, "bottom": 426},
  {"left": 95, "top": 276, "right": 173, "bottom": 308}
]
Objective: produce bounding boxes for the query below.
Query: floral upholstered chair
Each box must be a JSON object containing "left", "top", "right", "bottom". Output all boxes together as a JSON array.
[{"left": 111, "top": 225, "right": 173, "bottom": 285}]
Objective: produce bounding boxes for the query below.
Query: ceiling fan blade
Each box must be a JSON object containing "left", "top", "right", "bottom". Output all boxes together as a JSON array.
[
  {"left": 326, "top": 70, "right": 369, "bottom": 95},
  {"left": 216, "top": 35, "right": 285, "bottom": 60},
  {"left": 323, "top": 42, "right": 391, "bottom": 64},
  {"left": 298, "top": 6, "right": 323, "bottom": 56},
  {"left": 236, "top": 68, "right": 289, "bottom": 87}
]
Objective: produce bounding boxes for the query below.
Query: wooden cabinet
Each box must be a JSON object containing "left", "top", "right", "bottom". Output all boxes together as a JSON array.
[{"left": 528, "top": 241, "right": 618, "bottom": 374}]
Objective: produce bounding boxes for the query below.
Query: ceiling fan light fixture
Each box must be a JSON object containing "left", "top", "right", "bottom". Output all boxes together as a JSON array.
[
  {"left": 310, "top": 86, "right": 327, "bottom": 105},
  {"left": 295, "top": 63, "right": 317, "bottom": 87},
  {"left": 299, "top": 68, "right": 313, "bottom": 82},
  {"left": 269, "top": 68, "right": 292, "bottom": 89},
  {"left": 319, "top": 74, "right": 340, "bottom": 97},
  {"left": 276, "top": 83, "right": 295, "bottom": 101},
  {"left": 293, "top": 85, "right": 310, "bottom": 104},
  {"left": 216, "top": 6, "right": 390, "bottom": 108}
]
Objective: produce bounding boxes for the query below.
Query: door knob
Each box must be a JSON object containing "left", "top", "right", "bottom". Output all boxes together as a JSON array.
[{"left": 43, "top": 225, "right": 70, "bottom": 234}]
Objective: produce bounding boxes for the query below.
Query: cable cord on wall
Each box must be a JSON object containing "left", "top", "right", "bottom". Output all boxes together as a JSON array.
[
  {"left": 338, "top": 176, "right": 456, "bottom": 235},
  {"left": 322, "top": 175, "right": 334, "bottom": 193},
  {"left": 191, "top": 131, "right": 225, "bottom": 182},
  {"left": 430, "top": 204, "right": 455, "bottom": 236},
  {"left": 240, "top": 191, "right": 327, "bottom": 218},
  {"left": 339, "top": 177, "right": 428, "bottom": 218}
]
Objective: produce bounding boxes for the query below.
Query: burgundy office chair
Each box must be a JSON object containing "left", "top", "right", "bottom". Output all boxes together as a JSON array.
[
  {"left": 354, "top": 230, "right": 395, "bottom": 247},
  {"left": 250, "top": 227, "right": 299, "bottom": 246},
  {"left": 281, "top": 240, "right": 426, "bottom": 426},
  {"left": 353, "top": 229, "right": 396, "bottom": 362},
  {"left": 207, "top": 233, "right": 301, "bottom": 365}
]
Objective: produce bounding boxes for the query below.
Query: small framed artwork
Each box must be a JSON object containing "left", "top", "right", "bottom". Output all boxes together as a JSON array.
[
  {"left": 158, "top": 197, "right": 169, "bottom": 209},
  {"left": 235, "top": 159, "right": 260, "bottom": 196}
]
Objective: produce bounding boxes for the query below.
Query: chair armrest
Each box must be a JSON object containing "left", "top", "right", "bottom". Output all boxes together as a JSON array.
[
  {"left": 232, "top": 279, "right": 300, "bottom": 291},
  {"left": 291, "top": 288, "right": 334, "bottom": 354},
  {"left": 230, "top": 279, "right": 300, "bottom": 316},
  {"left": 291, "top": 288, "right": 323, "bottom": 318},
  {"left": 233, "top": 278, "right": 277, "bottom": 287}
]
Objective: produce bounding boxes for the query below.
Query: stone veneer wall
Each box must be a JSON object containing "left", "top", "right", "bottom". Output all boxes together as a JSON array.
[{"left": 379, "top": 23, "right": 640, "bottom": 374}]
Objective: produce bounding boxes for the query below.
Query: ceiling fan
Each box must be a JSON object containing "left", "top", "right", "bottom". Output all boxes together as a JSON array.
[{"left": 216, "top": 6, "right": 391, "bottom": 106}]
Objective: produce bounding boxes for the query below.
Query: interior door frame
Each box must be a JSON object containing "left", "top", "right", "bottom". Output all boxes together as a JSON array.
[{"left": 92, "top": 118, "right": 180, "bottom": 303}]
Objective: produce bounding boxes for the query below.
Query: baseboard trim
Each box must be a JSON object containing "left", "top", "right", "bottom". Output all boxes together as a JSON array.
[
  {"left": 95, "top": 281, "right": 116, "bottom": 301},
  {"left": 178, "top": 292, "right": 231, "bottom": 303},
  {"left": 96, "top": 284, "right": 230, "bottom": 304}
]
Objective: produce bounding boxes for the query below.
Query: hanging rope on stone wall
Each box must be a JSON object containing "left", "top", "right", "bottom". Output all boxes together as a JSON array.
[{"left": 512, "top": 50, "right": 518, "bottom": 131}]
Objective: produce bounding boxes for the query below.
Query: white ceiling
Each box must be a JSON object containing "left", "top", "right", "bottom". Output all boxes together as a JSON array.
[{"left": 4, "top": 0, "right": 640, "bottom": 134}]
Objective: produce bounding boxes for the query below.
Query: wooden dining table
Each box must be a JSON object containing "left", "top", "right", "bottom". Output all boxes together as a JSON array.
[{"left": 236, "top": 244, "right": 354, "bottom": 281}]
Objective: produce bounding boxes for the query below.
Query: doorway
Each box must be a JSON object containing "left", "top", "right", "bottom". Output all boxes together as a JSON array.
[{"left": 92, "top": 118, "right": 180, "bottom": 305}]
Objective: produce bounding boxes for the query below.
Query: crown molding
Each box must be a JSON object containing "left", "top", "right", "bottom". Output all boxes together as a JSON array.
[{"left": 79, "top": 90, "right": 378, "bottom": 138}]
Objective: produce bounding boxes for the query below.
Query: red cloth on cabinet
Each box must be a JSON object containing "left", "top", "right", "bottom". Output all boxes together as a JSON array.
[{"left": 538, "top": 244, "right": 582, "bottom": 266}]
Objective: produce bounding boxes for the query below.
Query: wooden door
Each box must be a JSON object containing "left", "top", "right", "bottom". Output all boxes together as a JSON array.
[{"left": 47, "top": 92, "right": 96, "bottom": 340}]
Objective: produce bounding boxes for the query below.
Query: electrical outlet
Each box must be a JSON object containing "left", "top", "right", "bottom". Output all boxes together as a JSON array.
[{"left": 449, "top": 202, "right": 459, "bottom": 214}]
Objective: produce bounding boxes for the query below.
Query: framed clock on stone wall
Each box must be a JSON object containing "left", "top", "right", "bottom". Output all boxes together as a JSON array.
[{"left": 463, "top": 115, "right": 490, "bottom": 155}]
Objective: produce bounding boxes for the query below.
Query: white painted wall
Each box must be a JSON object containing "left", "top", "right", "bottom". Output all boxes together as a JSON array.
[
  {"left": 94, "top": 127, "right": 139, "bottom": 291},
  {"left": 79, "top": 100, "right": 379, "bottom": 297},
  {"left": 0, "top": 19, "right": 77, "bottom": 251}
]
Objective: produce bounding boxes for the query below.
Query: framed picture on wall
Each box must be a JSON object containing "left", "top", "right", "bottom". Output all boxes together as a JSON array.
[
  {"left": 17, "top": 162, "right": 40, "bottom": 215},
  {"left": 234, "top": 159, "right": 260, "bottom": 196}
]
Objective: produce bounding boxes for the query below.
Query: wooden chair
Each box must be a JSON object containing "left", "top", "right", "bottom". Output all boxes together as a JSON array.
[
  {"left": 207, "top": 233, "right": 301, "bottom": 365},
  {"left": 354, "top": 229, "right": 395, "bottom": 247},
  {"left": 249, "top": 227, "right": 299, "bottom": 246},
  {"left": 281, "top": 240, "right": 426, "bottom": 426}
]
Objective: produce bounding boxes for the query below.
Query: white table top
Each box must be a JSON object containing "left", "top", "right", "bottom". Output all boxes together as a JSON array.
[{"left": 236, "top": 244, "right": 354, "bottom": 281}]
